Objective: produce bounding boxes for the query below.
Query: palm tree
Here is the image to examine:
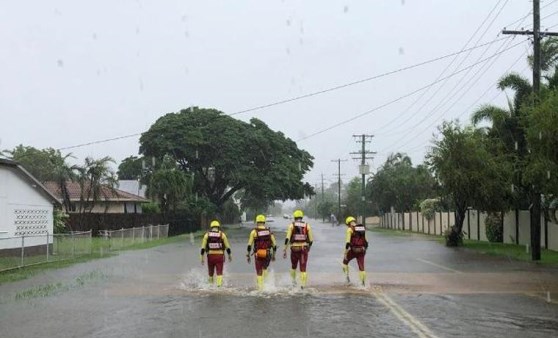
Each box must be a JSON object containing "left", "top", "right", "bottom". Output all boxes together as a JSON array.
[
  {"left": 51, "top": 151, "right": 78, "bottom": 214},
  {"left": 471, "top": 73, "right": 533, "bottom": 213},
  {"left": 76, "top": 156, "right": 117, "bottom": 214},
  {"left": 471, "top": 73, "right": 532, "bottom": 155}
]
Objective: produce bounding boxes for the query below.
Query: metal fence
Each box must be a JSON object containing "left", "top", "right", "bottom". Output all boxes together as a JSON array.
[
  {"left": 98, "top": 224, "right": 169, "bottom": 251},
  {"left": 0, "top": 224, "right": 169, "bottom": 272}
]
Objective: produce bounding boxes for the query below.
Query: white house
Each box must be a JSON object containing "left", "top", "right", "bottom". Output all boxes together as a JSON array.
[{"left": 0, "top": 158, "right": 60, "bottom": 250}]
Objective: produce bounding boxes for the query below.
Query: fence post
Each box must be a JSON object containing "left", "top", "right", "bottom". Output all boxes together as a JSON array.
[
  {"left": 467, "top": 209, "right": 471, "bottom": 239},
  {"left": 157, "top": 225, "right": 160, "bottom": 239},
  {"left": 21, "top": 235, "right": 25, "bottom": 267},
  {"left": 548, "top": 213, "right": 552, "bottom": 250},
  {"left": 150, "top": 225, "right": 153, "bottom": 241},
  {"left": 142, "top": 226, "right": 145, "bottom": 243},
  {"left": 439, "top": 212, "right": 443, "bottom": 235},
  {"left": 515, "top": 208, "right": 519, "bottom": 244},
  {"left": 477, "top": 210, "right": 480, "bottom": 241},
  {"left": 121, "top": 228, "right": 124, "bottom": 248},
  {"left": 72, "top": 232, "right": 76, "bottom": 257},
  {"left": 132, "top": 227, "right": 135, "bottom": 244},
  {"left": 89, "top": 230, "right": 93, "bottom": 255},
  {"left": 46, "top": 232, "right": 50, "bottom": 262}
]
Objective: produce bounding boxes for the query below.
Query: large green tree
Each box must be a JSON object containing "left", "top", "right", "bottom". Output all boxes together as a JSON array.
[
  {"left": 367, "top": 153, "right": 437, "bottom": 213},
  {"left": 117, "top": 156, "right": 143, "bottom": 180},
  {"left": 427, "top": 121, "right": 511, "bottom": 246},
  {"left": 139, "top": 107, "right": 314, "bottom": 209}
]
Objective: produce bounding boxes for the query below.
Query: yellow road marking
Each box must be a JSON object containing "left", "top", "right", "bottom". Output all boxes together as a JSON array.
[
  {"left": 416, "top": 258, "right": 462, "bottom": 274},
  {"left": 373, "top": 290, "right": 439, "bottom": 338}
]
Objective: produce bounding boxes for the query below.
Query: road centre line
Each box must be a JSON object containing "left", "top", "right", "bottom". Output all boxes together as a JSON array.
[
  {"left": 373, "top": 290, "right": 439, "bottom": 338},
  {"left": 416, "top": 258, "right": 463, "bottom": 274}
]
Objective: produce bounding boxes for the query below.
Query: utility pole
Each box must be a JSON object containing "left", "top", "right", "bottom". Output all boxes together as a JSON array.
[
  {"left": 331, "top": 159, "right": 347, "bottom": 221},
  {"left": 351, "top": 135, "right": 376, "bottom": 226},
  {"left": 503, "top": 0, "right": 558, "bottom": 261}
]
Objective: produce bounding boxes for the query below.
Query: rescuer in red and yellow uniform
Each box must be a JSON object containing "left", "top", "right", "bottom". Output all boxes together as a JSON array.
[
  {"left": 283, "top": 209, "right": 314, "bottom": 288},
  {"left": 200, "top": 220, "right": 232, "bottom": 287},
  {"left": 246, "top": 214, "right": 277, "bottom": 290},
  {"left": 342, "top": 216, "right": 369, "bottom": 286}
]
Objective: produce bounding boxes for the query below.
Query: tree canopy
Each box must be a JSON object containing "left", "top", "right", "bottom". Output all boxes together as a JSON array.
[
  {"left": 427, "top": 121, "right": 511, "bottom": 246},
  {"left": 367, "top": 153, "right": 437, "bottom": 213},
  {"left": 139, "top": 107, "right": 314, "bottom": 209}
]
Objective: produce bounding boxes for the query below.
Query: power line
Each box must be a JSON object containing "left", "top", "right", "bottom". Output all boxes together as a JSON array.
[
  {"left": 58, "top": 133, "right": 143, "bottom": 151},
  {"left": 373, "top": 0, "right": 509, "bottom": 134},
  {"left": 295, "top": 39, "right": 525, "bottom": 143},
  {"left": 505, "top": 0, "right": 558, "bottom": 29},
  {"left": 54, "top": 37, "right": 509, "bottom": 152},
  {"left": 227, "top": 37, "right": 510, "bottom": 117},
  {"left": 384, "top": 37, "right": 523, "bottom": 152},
  {"left": 381, "top": 6, "right": 531, "bottom": 151},
  {"left": 376, "top": 0, "right": 511, "bottom": 136}
]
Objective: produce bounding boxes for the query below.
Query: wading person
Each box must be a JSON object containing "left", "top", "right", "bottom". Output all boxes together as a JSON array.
[
  {"left": 246, "top": 214, "right": 277, "bottom": 290},
  {"left": 200, "top": 220, "right": 232, "bottom": 287},
  {"left": 342, "top": 216, "right": 368, "bottom": 286},
  {"left": 283, "top": 209, "right": 314, "bottom": 288}
]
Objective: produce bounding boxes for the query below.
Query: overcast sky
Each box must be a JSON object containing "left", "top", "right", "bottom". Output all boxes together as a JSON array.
[{"left": 1, "top": 0, "right": 555, "bottom": 189}]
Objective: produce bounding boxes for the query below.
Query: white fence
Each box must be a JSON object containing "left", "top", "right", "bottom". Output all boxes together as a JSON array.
[
  {"left": 0, "top": 224, "right": 169, "bottom": 272},
  {"left": 380, "top": 210, "right": 558, "bottom": 251}
]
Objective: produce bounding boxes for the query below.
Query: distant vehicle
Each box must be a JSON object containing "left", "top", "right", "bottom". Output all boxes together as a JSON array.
[
  {"left": 283, "top": 214, "right": 289, "bottom": 219},
  {"left": 266, "top": 215, "right": 275, "bottom": 223}
]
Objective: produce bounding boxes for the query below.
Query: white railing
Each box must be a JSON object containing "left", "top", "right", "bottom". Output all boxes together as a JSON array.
[{"left": 0, "top": 224, "right": 169, "bottom": 272}]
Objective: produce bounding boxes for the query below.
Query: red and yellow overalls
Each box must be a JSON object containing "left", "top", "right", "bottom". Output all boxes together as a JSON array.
[
  {"left": 200, "top": 229, "right": 231, "bottom": 287},
  {"left": 284, "top": 220, "right": 313, "bottom": 288}
]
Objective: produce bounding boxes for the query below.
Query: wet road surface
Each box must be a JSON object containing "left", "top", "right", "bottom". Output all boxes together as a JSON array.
[{"left": 1, "top": 220, "right": 557, "bottom": 337}]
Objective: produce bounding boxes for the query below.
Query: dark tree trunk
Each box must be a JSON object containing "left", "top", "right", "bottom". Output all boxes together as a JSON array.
[{"left": 446, "top": 199, "right": 466, "bottom": 247}]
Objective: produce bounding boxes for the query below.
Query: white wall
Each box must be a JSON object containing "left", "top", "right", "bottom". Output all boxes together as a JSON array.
[{"left": 0, "top": 166, "right": 54, "bottom": 249}]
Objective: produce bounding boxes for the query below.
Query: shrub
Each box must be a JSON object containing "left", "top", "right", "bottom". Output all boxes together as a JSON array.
[
  {"left": 142, "top": 202, "right": 161, "bottom": 214},
  {"left": 420, "top": 198, "right": 440, "bottom": 221},
  {"left": 444, "top": 225, "right": 463, "bottom": 247},
  {"left": 53, "top": 209, "right": 69, "bottom": 233},
  {"left": 485, "top": 212, "right": 503, "bottom": 243}
]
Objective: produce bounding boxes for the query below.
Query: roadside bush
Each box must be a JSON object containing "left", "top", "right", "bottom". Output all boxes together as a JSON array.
[
  {"left": 485, "top": 212, "right": 503, "bottom": 243},
  {"left": 420, "top": 198, "right": 440, "bottom": 221},
  {"left": 444, "top": 225, "right": 463, "bottom": 247}
]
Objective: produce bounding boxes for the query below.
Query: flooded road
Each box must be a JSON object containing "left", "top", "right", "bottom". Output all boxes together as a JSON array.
[{"left": 1, "top": 220, "right": 557, "bottom": 337}]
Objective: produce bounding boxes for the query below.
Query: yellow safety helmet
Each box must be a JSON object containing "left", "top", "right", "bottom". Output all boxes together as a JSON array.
[
  {"left": 293, "top": 210, "right": 304, "bottom": 219},
  {"left": 255, "top": 214, "right": 266, "bottom": 223},
  {"left": 210, "top": 220, "right": 220, "bottom": 228},
  {"left": 345, "top": 216, "right": 356, "bottom": 225}
]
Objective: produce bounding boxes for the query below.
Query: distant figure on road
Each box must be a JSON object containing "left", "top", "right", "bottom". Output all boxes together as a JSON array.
[
  {"left": 200, "top": 220, "right": 232, "bottom": 287},
  {"left": 246, "top": 214, "right": 277, "bottom": 290},
  {"left": 342, "top": 216, "right": 368, "bottom": 286},
  {"left": 283, "top": 209, "right": 314, "bottom": 288},
  {"left": 330, "top": 213, "right": 337, "bottom": 227}
]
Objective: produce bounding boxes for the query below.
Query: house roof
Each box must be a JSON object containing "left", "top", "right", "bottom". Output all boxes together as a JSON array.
[
  {"left": 43, "top": 181, "right": 149, "bottom": 203},
  {"left": 0, "top": 158, "right": 61, "bottom": 205}
]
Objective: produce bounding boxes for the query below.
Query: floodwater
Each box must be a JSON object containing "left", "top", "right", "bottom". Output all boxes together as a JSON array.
[{"left": 1, "top": 220, "right": 557, "bottom": 338}]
